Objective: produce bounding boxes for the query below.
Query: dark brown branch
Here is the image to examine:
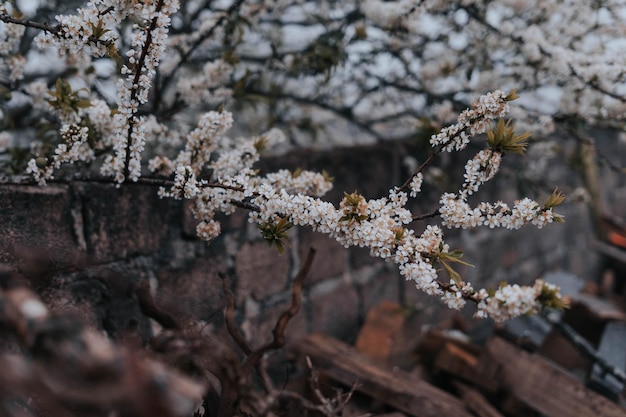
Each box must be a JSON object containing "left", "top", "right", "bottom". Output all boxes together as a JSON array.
[
  {"left": 412, "top": 209, "right": 440, "bottom": 221},
  {"left": 219, "top": 272, "right": 254, "bottom": 356},
  {"left": 399, "top": 146, "right": 441, "bottom": 191},
  {"left": 0, "top": 13, "right": 59, "bottom": 33},
  {"left": 243, "top": 87, "right": 387, "bottom": 141},
  {"left": 0, "top": 11, "right": 114, "bottom": 48},
  {"left": 10, "top": 172, "right": 264, "bottom": 214},
  {"left": 563, "top": 122, "right": 626, "bottom": 175},
  {"left": 240, "top": 247, "right": 317, "bottom": 376},
  {"left": 124, "top": 0, "right": 167, "bottom": 178}
]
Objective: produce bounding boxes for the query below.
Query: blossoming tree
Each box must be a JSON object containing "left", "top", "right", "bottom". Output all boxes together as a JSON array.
[{"left": 10, "top": 0, "right": 624, "bottom": 322}]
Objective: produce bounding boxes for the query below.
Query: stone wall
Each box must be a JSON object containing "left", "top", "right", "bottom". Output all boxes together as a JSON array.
[{"left": 1, "top": 134, "right": 625, "bottom": 346}]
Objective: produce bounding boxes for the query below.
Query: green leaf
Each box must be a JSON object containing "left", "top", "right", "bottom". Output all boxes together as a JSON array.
[
  {"left": 505, "top": 89, "right": 520, "bottom": 101},
  {"left": 487, "top": 118, "right": 530, "bottom": 155},
  {"left": 258, "top": 216, "right": 294, "bottom": 255},
  {"left": 75, "top": 99, "right": 92, "bottom": 109},
  {"left": 439, "top": 250, "right": 474, "bottom": 268},
  {"left": 274, "top": 240, "right": 285, "bottom": 255},
  {"left": 537, "top": 282, "right": 567, "bottom": 310},
  {"left": 440, "top": 259, "right": 462, "bottom": 287},
  {"left": 543, "top": 187, "right": 566, "bottom": 209}
]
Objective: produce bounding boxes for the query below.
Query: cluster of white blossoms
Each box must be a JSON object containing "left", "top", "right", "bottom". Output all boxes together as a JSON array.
[
  {"left": 177, "top": 60, "right": 234, "bottom": 106},
  {"left": 16, "top": 0, "right": 180, "bottom": 184},
  {"left": 1, "top": 0, "right": 566, "bottom": 321},
  {"left": 439, "top": 194, "right": 557, "bottom": 230},
  {"left": 100, "top": 0, "right": 180, "bottom": 183},
  {"left": 26, "top": 124, "right": 95, "bottom": 185},
  {"left": 34, "top": 0, "right": 118, "bottom": 58},
  {"left": 151, "top": 89, "right": 564, "bottom": 321},
  {"left": 461, "top": 149, "right": 502, "bottom": 198},
  {"left": 475, "top": 279, "right": 561, "bottom": 322},
  {"left": 430, "top": 90, "right": 510, "bottom": 152},
  {"left": 0, "top": 3, "right": 26, "bottom": 81},
  {"left": 409, "top": 173, "right": 424, "bottom": 198}
]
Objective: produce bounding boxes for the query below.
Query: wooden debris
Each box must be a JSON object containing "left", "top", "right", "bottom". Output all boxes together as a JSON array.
[
  {"left": 453, "top": 381, "right": 504, "bottom": 417},
  {"left": 502, "top": 313, "right": 552, "bottom": 349},
  {"left": 480, "top": 336, "right": 626, "bottom": 417},
  {"left": 291, "top": 333, "right": 474, "bottom": 417},
  {"left": 416, "top": 328, "right": 481, "bottom": 359},
  {"left": 355, "top": 301, "right": 407, "bottom": 364},
  {"left": 434, "top": 342, "right": 498, "bottom": 393}
]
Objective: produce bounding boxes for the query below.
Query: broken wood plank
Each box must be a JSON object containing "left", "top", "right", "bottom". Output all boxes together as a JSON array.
[
  {"left": 481, "top": 336, "right": 626, "bottom": 417},
  {"left": 416, "top": 328, "right": 482, "bottom": 359},
  {"left": 291, "top": 333, "right": 473, "bottom": 417},
  {"left": 434, "top": 342, "right": 498, "bottom": 392},
  {"left": 453, "top": 381, "right": 504, "bottom": 417},
  {"left": 355, "top": 301, "right": 406, "bottom": 364}
]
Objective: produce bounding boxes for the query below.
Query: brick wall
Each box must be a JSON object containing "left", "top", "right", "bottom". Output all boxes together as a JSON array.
[{"left": 1, "top": 135, "right": 625, "bottom": 345}]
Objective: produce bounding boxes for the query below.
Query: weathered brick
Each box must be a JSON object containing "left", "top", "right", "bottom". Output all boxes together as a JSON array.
[
  {"left": 0, "top": 184, "right": 81, "bottom": 272},
  {"left": 299, "top": 230, "right": 345, "bottom": 284},
  {"left": 235, "top": 241, "right": 290, "bottom": 304},
  {"left": 41, "top": 266, "right": 154, "bottom": 343},
  {"left": 76, "top": 183, "right": 177, "bottom": 263},
  {"left": 157, "top": 257, "right": 226, "bottom": 322}
]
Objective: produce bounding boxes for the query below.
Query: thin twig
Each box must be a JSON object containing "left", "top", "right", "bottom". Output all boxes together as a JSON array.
[
  {"left": 412, "top": 210, "right": 439, "bottom": 221},
  {"left": 10, "top": 173, "right": 262, "bottom": 211},
  {"left": 302, "top": 354, "right": 359, "bottom": 416},
  {"left": 399, "top": 150, "right": 439, "bottom": 191}
]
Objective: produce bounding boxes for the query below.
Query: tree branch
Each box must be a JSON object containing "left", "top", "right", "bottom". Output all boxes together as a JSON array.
[
  {"left": 0, "top": 12, "right": 59, "bottom": 33},
  {"left": 240, "top": 247, "right": 316, "bottom": 376},
  {"left": 219, "top": 272, "right": 254, "bottom": 356}
]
